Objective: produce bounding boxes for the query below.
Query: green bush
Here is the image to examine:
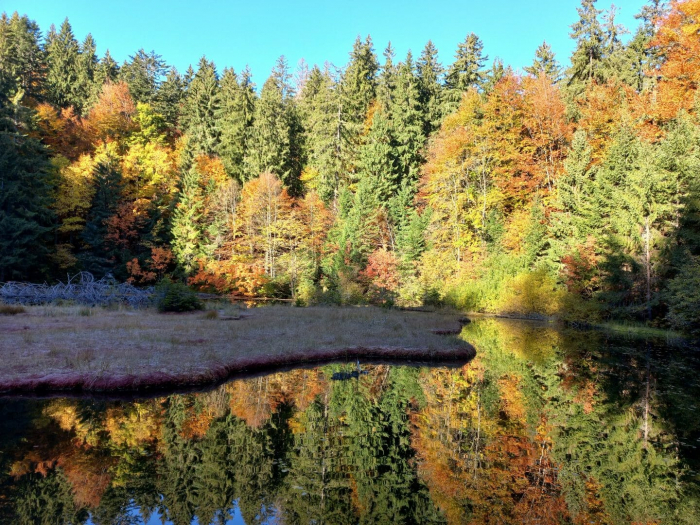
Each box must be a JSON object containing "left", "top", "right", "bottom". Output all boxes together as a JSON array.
[
  {"left": 156, "top": 280, "right": 204, "bottom": 312},
  {"left": 665, "top": 256, "right": 700, "bottom": 335}
]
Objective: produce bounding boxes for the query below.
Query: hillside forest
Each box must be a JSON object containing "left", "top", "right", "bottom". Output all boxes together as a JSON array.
[{"left": 2, "top": 0, "right": 700, "bottom": 331}]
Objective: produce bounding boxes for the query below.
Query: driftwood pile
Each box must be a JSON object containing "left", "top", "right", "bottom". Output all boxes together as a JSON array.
[{"left": 0, "top": 272, "right": 154, "bottom": 308}]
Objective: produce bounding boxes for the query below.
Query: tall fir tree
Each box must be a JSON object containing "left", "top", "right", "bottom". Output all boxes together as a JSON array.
[
  {"left": 0, "top": 79, "right": 54, "bottom": 281},
  {"left": 389, "top": 52, "right": 425, "bottom": 190},
  {"left": 0, "top": 12, "right": 44, "bottom": 101},
  {"left": 44, "top": 19, "right": 81, "bottom": 109},
  {"left": 445, "top": 33, "right": 487, "bottom": 99},
  {"left": 340, "top": 36, "right": 379, "bottom": 182},
  {"left": 524, "top": 41, "right": 562, "bottom": 82},
  {"left": 567, "top": 0, "right": 605, "bottom": 90},
  {"left": 299, "top": 66, "right": 344, "bottom": 202},
  {"left": 216, "top": 67, "right": 254, "bottom": 183},
  {"left": 119, "top": 49, "right": 167, "bottom": 106},
  {"left": 181, "top": 56, "right": 220, "bottom": 157},
  {"left": 416, "top": 40, "right": 444, "bottom": 135}
]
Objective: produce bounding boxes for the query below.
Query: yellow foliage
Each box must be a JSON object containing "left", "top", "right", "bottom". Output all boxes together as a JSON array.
[{"left": 498, "top": 269, "right": 566, "bottom": 317}]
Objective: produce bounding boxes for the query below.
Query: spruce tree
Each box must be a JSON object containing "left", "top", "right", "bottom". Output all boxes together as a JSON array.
[
  {"left": 357, "top": 108, "right": 396, "bottom": 202},
  {"left": 416, "top": 40, "right": 444, "bottom": 135},
  {"left": 0, "top": 13, "right": 44, "bottom": 101},
  {"left": 567, "top": 0, "right": 605, "bottom": 89},
  {"left": 445, "top": 33, "right": 487, "bottom": 96},
  {"left": 44, "top": 19, "right": 81, "bottom": 109},
  {"left": 377, "top": 42, "right": 397, "bottom": 111},
  {"left": 181, "top": 56, "right": 220, "bottom": 157},
  {"left": 155, "top": 66, "right": 185, "bottom": 135},
  {"left": 216, "top": 67, "right": 254, "bottom": 182},
  {"left": 299, "top": 66, "right": 344, "bottom": 202},
  {"left": 87, "top": 49, "right": 120, "bottom": 109},
  {"left": 340, "top": 36, "right": 379, "bottom": 182},
  {"left": 75, "top": 34, "right": 97, "bottom": 114},
  {"left": 0, "top": 83, "right": 54, "bottom": 281},
  {"left": 244, "top": 75, "right": 292, "bottom": 184},
  {"left": 119, "top": 49, "right": 167, "bottom": 105},
  {"left": 171, "top": 167, "right": 205, "bottom": 274},
  {"left": 524, "top": 41, "right": 562, "bottom": 82},
  {"left": 79, "top": 158, "right": 123, "bottom": 277},
  {"left": 389, "top": 53, "right": 425, "bottom": 189}
]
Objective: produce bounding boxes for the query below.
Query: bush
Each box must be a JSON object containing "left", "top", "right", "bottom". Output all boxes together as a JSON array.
[
  {"left": 156, "top": 280, "right": 204, "bottom": 312},
  {"left": 498, "top": 268, "right": 565, "bottom": 317},
  {"left": 665, "top": 256, "right": 700, "bottom": 335},
  {"left": 0, "top": 304, "right": 26, "bottom": 315}
]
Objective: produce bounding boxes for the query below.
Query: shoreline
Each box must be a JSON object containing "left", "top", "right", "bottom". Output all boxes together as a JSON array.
[
  {"left": 0, "top": 344, "right": 475, "bottom": 396},
  {"left": 0, "top": 305, "right": 475, "bottom": 396}
]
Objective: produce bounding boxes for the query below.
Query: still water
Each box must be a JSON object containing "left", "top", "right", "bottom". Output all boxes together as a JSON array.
[{"left": 1, "top": 318, "right": 699, "bottom": 524}]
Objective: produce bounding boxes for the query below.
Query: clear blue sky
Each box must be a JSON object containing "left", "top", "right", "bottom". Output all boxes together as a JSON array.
[{"left": 5, "top": 0, "right": 648, "bottom": 84}]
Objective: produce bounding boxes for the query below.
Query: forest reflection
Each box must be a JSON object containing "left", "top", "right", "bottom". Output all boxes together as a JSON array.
[{"left": 1, "top": 319, "right": 699, "bottom": 524}]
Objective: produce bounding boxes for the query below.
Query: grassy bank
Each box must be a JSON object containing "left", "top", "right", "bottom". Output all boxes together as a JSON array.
[{"left": 0, "top": 304, "right": 473, "bottom": 394}]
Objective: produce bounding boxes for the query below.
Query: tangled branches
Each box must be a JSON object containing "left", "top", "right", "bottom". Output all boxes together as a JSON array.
[{"left": 0, "top": 272, "right": 154, "bottom": 308}]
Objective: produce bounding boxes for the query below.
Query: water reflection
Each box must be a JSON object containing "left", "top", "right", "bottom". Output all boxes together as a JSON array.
[{"left": 0, "top": 318, "right": 699, "bottom": 524}]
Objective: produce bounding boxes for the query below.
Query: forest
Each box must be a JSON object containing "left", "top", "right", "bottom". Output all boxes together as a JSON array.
[{"left": 1, "top": 0, "right": 700, "bottom": 332}]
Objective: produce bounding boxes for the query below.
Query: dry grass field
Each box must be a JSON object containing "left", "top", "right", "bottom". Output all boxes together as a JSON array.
[{"left": 0, "top": 304, "right": 474, "bottom": 394}]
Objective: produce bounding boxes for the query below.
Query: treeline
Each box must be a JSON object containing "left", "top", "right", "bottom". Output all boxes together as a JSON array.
[{"left": 1, "top": 0, "right": 700, "bottom": 331}]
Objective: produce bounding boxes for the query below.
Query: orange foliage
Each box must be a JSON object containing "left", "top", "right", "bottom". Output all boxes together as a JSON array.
[
  {"left": 576, "top": 81, "right": 648, "bottom": 162},
  {"left": 188, "top": 258, "right": 268, "bottom": 295},
  {"left": 33, "top": 103, "right": 90, "bottom": 160},
  {"left": 86, "top": 81, "right": 136, "bottom": 143},
  {"left": 106, "top": 200, "right": 146, "bottom": 251},
  {"left": 521, "top": 74, "right": 572, "bottom": 196},
  {"left": 360, "top": 248, "right": 400, "bottom": 303},
  {"left": 653, "top": 0, "right": 700, "bottom": 121},
  {"left": 127, "top": 246, "right": 174, "bottom": 284}
]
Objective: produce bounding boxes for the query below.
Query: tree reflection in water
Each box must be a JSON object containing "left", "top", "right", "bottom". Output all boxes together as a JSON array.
[{"left": 0, "top": 318, "right": 698, "bottom": 524}]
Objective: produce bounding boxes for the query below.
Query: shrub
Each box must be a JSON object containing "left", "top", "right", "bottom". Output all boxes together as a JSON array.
[
  {"left": 156, "top": 280, "right": 204, "bottom": 313},
  {"left": 203, "top": 309, "right": 219, "bottom": 320},
  {"left": 665, "top": 256, "right": 700, "bottom": 335},
  {"left": 0, "top": 304, "right": 26, "bottom": 315},
  {"left": 498, "top": 268, "right": 566, "bottom": 317}
]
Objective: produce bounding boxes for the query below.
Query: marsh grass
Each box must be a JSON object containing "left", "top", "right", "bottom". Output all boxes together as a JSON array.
[{"left": 0, "top": 305, "right": 469, "bottom": 390}]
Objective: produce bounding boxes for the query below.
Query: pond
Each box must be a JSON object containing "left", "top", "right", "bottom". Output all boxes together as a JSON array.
[{"left": 0, "top": 318, "right": 699, "bottom": 524}]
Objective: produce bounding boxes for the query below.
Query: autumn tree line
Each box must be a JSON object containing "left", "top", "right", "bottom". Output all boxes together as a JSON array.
[{"left": 1, "top": 0, "right": 700, "bottom": 330}]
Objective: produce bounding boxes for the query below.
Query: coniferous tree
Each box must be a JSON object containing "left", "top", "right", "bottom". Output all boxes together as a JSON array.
[
  {"left": 119, "top": 49, "right": 167, "bottom": 106},
  {"left": 568, "top": 0, "right": 605, "bottom": 90},
  {"left": 44, "top": 19, "right": 81, "bottom": 109},
  {"left": 357, "top": 108, "right": 396, "bottom": 202},
  {"left": 0, "top": 12, "right": 44, "bottom": 101},
  {"left": 75, "top": 34, "right": 97, "bottom": 114},
  {"left": 216, "top": 67, "right": 254, "bottom": 183},
  {"left": 171, "top": 167, "right": 205, "bottom": 273},
  {"left": 416, "top": 40, "right": 444, "bottom": 135},
  {"left": 390, "top": 53, "right": 425, "bottom": 189},
  {"left": 0, "top": 80, "right": 54, "bottom": 281},
  {"left": 181, "top": 56, "right": 220, "bottom": 157},
  {"left": 377, "top": 42, "right": 397, "bottom": 111},
  {"left": 524, "top": 41, "right": 562, "bottom": 82},
  {"left": 155, "top": 66, "right": 185, "bottom": 135},
  {"left": 245, "top": 58, "right": 303, "bottom": 195},
  {"left": 79, "top": 158, "right": 123, "bottom": 277},
  {"left": 445, "top": 32, "right": 487, "bottom": 106},
  {"left": 244, "top": 76, "right": 290, "bottom": 182},
  {"left": 87, "top": 49, "right": 120, "bottom": 109},
  {"left": 299, "top": 66, "right": 344, "bottom": 202},
  {"left": 340, "top": 36, "right": 379, "bottom": 182}
]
